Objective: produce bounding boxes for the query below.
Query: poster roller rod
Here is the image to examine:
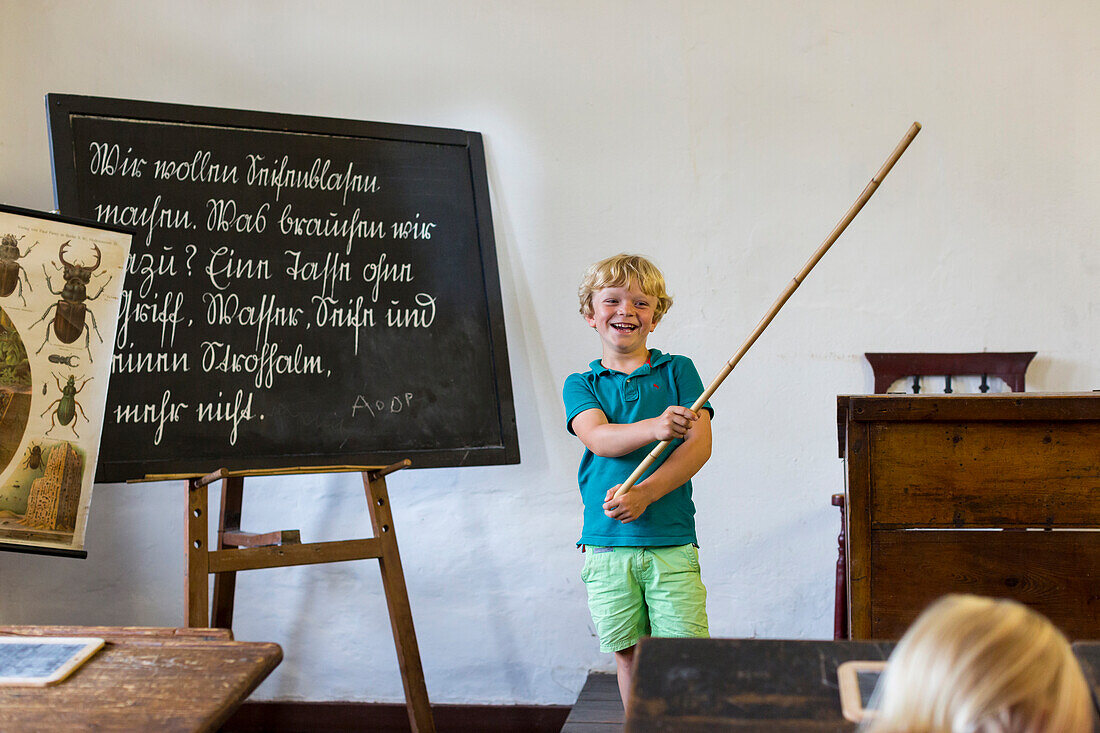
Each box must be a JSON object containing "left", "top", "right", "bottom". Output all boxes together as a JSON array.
[{"left": 614, "top": 121, "right": 922, "bottom": 499}]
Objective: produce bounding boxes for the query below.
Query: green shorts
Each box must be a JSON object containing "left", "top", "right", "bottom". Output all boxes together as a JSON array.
[{"left": 581, "top": 544, "right": 709, "bottom": 653}]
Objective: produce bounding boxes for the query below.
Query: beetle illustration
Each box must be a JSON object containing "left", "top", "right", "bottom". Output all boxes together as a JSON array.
[
  {"left": 32, "top": 242, "right": 111, "bottom": 361},
  {"left": 21, "top": 443, "right": 43, "bottom": 470},
  {"left": 41, "top": 373, "right": 92, "bottom": 438},
  {"left": 0, "top": 233, "right": 37, "bottom": 305},
  {"left": 48, "top": 353, "right": 79, "bottom": 367}
]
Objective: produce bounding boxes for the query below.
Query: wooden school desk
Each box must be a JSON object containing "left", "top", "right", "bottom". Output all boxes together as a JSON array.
[
  {"left": 838, "top": 392, "right": 1100, "bottom": 639},
  {"left": 626, "top": 638, "right": 1100, "bottom": 732},
  {"left": 625, "top": 637, "right": 895, "bottom": 732},
  {"left": 0, "top": 625, "right": 281, "bottom": 732}
]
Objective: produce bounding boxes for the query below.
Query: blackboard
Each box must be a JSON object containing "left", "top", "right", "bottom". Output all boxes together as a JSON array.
[{"left": 46, "top": 94, "right": 518, "bottom": 482}]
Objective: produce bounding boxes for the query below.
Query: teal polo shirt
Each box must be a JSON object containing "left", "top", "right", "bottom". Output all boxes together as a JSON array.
[{"left": 563, "top": 349, "right": 713, "bottom": 547}]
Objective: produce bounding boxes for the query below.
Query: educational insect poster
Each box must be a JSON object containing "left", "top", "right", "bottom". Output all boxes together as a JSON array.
[{"left": 0, "top": 205, "right": 131, "bottom": 556}]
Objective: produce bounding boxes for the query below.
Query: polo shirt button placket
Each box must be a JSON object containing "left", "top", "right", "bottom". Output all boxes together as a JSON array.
[{"left": 624, "top": 376, "right": 639, "bottom": 402}]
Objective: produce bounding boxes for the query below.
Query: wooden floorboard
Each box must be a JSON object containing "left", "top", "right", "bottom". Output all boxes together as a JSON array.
[{"left": 561, "top": 673, "right": 623, "bottom": 733}]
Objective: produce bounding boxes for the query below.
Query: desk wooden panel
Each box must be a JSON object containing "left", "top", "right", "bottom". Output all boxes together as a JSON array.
[
  {"left": 839, "top": 393, "right": 1100, "bottom": 639},
  {"left": 625, "top": 638, "right": 894, "bottom": 732},
  {"left": 870, "top": 530, "right": 1100, "bottom": 639},
  {"left": 0, "top": 626, "right": 281, "bottom": 732},
  {"left": 867, "top": 421, "right": 1100, "bottom": 527},
  {"left": 627, "top": 638, "right": 1100, "bottom": 731}
]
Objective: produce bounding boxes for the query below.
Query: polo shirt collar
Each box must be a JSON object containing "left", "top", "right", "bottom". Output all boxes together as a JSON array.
[{"left": 589, "top": 349, "right": 672, "bottom": 376}]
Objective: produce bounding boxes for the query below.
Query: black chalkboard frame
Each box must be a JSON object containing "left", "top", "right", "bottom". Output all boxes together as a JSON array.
[{"left": 45, "top": 94, "right": 520, "bottom": 480}]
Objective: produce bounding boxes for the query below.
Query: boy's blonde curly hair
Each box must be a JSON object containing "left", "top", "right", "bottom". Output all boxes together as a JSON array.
[{"left": 578, "top": 254, "right": 673, "bottom": 324}]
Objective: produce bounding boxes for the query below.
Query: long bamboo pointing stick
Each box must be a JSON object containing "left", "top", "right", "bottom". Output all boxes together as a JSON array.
[{"left": 613, "top": 121, "right": 922, "bottom": 499}]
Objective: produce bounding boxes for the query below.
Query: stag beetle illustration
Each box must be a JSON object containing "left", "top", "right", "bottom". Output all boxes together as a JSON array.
[
  {"left": 0, "top": 233, "right": 38, "bottom": 305},
  {"left": 48, "top": 353, "right": 79, "bottom": 367},
  {"left": 41, "top": 373, "right": 92, "bottom": 438},
  {"left": 32, "top": 241, "right": 111, "bottom": 361},
  {"left": 21, "top": 443, "right": 43, "bottom": 470}
]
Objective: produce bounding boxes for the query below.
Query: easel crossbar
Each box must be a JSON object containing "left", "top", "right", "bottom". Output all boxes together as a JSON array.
[{"left": 207, "top": 538, "right": 383, "bottom": 573}]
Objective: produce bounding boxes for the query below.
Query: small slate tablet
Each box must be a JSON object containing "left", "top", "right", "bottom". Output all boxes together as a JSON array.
[
  {"left": 0, "top": 637, "right": 104, "bottom": 686},
  {"left": 837, "top": 660, "right": 887, "bottom": 723}
]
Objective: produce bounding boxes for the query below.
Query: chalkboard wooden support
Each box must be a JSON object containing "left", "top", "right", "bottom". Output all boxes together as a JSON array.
[{"left": 182, "top": 460, "right": 434, "bottom": 733}]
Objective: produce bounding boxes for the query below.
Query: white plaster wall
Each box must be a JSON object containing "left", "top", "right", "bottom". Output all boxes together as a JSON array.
[{"left": 1, "top": 0, "right": 1097, "bottom": 705}]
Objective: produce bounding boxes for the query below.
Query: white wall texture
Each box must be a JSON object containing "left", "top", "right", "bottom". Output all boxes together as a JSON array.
[{"left": 1, "top": 0, "right": 1097, "bottom": 705}]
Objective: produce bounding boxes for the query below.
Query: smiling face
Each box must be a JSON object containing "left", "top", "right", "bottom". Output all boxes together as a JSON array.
[{"left": 585, "top": 281, "right": 659, "bottom": 362}]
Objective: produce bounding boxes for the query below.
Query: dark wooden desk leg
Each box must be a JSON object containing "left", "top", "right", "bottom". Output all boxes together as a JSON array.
[
  {"left": 212, "top": 475, "right": 245, "bottom": 630},
  {"left": 186, "top": 478, "right": 210, "bottom": 628},
  {"left": 363, "top": 470, "right": 436, "bottom": 733}
]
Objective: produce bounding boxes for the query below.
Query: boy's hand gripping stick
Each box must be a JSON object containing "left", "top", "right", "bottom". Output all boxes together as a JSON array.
[{"left": 613, "top": 122, "right": 922, "bottom": 499}]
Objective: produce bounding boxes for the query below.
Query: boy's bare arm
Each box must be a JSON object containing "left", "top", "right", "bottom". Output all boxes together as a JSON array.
[
  {"left": 571, "top": 406, "right": 701, "bottom": 458},
  {"left": 602, "top": 410, "right": 711, "bottom": 523}
]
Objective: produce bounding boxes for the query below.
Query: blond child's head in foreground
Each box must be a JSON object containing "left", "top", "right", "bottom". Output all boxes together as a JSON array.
[{"left": 863, "top": 594, "right": 1092, "bottom": 733}]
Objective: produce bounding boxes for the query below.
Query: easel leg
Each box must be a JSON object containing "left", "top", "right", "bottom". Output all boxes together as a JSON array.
[
  {"left": 185, "top": 478, "right": 209, "bottom": 628},
  {"left": 363, "top": 470, "right": 435, "bottom": 733},
  {"left": 211, "top": 475, "right": 244, "bottom": 630}
]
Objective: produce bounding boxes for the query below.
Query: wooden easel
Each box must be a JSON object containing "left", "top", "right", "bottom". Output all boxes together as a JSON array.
[{"left": 151, "top": 460, "right": 434, "bottom": 733}]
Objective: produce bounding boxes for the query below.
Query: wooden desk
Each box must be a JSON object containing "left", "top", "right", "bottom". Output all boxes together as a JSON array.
[
  {"left": 625, "top": 638, "right": 894, "bottom": 732},
  {"left": 626, "top": 637, "right": 1100, "bottom": 731},
  {"left": 839, "top": 392, "right": 1100, "bottom": 640},
  {"left": 0, "top": 626, "right": 281, "bottom": 732}
]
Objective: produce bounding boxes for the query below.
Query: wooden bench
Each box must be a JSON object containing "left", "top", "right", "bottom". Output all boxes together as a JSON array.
[{"left": 563, "top": 672, "right": 623, "bottom": 733}]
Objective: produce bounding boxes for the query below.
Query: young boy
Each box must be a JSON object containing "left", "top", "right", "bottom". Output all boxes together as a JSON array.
[{"left": 563, "top": 253, "right": 713, "bottom": 705}]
